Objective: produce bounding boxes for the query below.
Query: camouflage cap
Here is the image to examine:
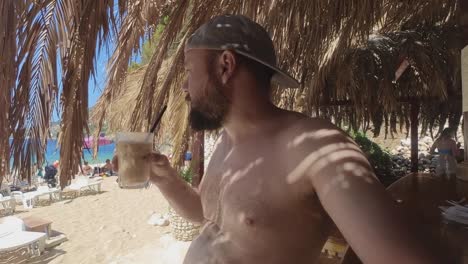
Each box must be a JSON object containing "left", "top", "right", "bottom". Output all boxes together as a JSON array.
[{"left": 186, "top": 14, "right": 300, "bottom": 88}]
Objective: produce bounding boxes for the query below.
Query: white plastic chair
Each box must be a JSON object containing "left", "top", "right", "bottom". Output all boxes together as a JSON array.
[{"left": 11, "top": 191, "right": 38, "bottom": 210}]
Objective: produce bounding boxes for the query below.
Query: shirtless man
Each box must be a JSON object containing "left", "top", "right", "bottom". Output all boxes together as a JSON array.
[
  {"left": 117, "top": 15, "right": 439, "bottom": 263},
  {"left": 82, "top": 161, "right": 93, "bottom": 175}
]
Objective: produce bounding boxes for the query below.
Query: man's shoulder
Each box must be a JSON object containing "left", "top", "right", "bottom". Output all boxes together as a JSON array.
[{"left": 279, "top": 112, "right": 349, "bottom": 145}]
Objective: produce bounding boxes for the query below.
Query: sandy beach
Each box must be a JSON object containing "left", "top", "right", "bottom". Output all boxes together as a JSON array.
[{"left": 2, "top": 176, "right": 190, "bottom": 264}]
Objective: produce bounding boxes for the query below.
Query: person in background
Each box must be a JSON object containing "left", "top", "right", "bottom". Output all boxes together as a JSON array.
[
  {"left": 82, "top": 161, "right": 93, "bottom": 176},
  {"left": 430, "top": 128, "right": 459, "bottom": 180},
  {"left": 37, "top": 166, "right": 44, "bottom": 178},
  {"left": 32, "top": 163, "right": 38, "bottom": 176},
  {"left": 101, "top": 159, "right": 114, "bottom": 176}
]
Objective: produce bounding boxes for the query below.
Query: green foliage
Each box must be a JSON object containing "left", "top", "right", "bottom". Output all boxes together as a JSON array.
[
  {"left": 180, "top": 166, "right": 193, "bottom": 184},
  {"left": 141, "top": 17, "right": 168, "bottom": 65},
  {"left": 128, "top": 61, "right": 141, "bottom": 72},
  {"left": 351, "top": 132, "right": 396, "bottom": 186},
  {"left": 127, "top": 16, "right": 168, "bottom": 70}
]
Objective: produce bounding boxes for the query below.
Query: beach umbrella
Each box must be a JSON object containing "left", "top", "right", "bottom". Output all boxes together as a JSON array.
[{"left": 83, "top": 135, "right": 113, "bottom": 149}]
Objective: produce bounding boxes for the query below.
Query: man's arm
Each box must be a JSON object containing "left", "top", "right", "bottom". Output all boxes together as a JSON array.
[
  {"left": 301, "top": 127, "right": 438, "bottom": 263},
  {"left": 154, "top": 169, "right": 204, "bottom": 224},
  {"left": 114, "top": 153, "right": 204, "bottom": 223}
]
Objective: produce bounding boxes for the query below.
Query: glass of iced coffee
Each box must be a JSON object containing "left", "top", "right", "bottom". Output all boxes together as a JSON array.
[{"left": 116, "top": 132, "right": 153, "bottom": 189}]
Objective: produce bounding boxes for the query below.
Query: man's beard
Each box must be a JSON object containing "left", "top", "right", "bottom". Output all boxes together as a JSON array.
[{"left": 188, "top": 77, "right": 230, "bottom": 131}]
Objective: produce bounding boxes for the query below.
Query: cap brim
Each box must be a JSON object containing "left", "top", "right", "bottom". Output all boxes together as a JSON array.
[
  {"left": 185, "top": 47, "right": 300, "bottom": 88},
  {"left": 235, "top": 50, "right": 300, "bottom": 88}
]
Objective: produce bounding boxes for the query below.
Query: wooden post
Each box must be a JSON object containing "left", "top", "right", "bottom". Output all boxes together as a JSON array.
[
  {"left": 465, "top": 112, "right": 468, "bottom": 162},
  {"left": 410, "top": 101, "right": 419, "bottom": 173},
  {"left": 456, "top": 38, "right": 468, "bottom": 194}
]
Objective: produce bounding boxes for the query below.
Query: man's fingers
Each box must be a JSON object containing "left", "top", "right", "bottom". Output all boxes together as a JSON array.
[{"left": 143, "top": 152, "right": 169, "bottom": 164}]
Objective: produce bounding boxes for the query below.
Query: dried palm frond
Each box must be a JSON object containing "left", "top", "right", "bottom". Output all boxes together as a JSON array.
[
  {"left": 91, "top": 65, "right": 148, "bottom": 134},
  {"left": 129, "top": 0, "right": 192, "bottom": 132},
  {"left": 311, "top": 26, "right": 462, "bottom": 137},
  {"left": 58, "top": 0, "right": 116, "bottom": 188},
  {"left": 104, "top": 0, "right": 166, "bottom": 100},
  {"left": 9, "top": 0, "right": 71, "bottom": 184},
  {"left": 0, "top": 0, "right": 20, "bottom": 183}
]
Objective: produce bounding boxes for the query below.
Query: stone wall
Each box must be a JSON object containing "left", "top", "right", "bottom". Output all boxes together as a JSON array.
[
  {"left": 204, "top": 134, "right": 218, "bottom": 170},
  {"left": 390, "top": 130, "right": 464, "bottom": 176}
]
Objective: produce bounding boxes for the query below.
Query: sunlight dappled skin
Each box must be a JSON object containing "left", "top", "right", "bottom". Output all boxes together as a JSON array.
[
  {"left": 224, "top": 157, "right": 264, "bottom": 185},
  {"left": 286, "top": 130, "right": 377, "bottom": 199},
  {"left": 189, "top": 125, "right": 380, "bottom": 263},
  {"left": 287, "top": 129, "right": 343, "bottom": 148}
]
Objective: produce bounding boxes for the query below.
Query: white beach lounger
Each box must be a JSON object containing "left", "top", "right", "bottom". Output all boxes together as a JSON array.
[
  {"left": 0, "top": 228, "right": 46, "bottom": 256},
  {"left": 0, "top": 194, "right": 16, "bottom": 215},
  {"left": 67, "top": 177, "right": 102, "bottom": 196},
  {"left": 36, "top": 186, "right": 62, "bottom": 201},
  {"left": 0, "top": 231, "right": 46, "bottom": 256},
  {"left": 0, "top": 216, "right": 46, "bottom": 257}
]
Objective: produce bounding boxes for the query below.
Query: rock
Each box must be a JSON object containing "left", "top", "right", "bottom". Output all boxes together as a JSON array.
[
  {"left": 420, "top": 146, "right": 429, "bottom": 152},
  {"left": 422, "top": 136, "right": 433, "bottom": 144},
  {"left": 148, "top": 213, "right": 170, "bottom": 226},
  {"left": 156, "top": 218, "right": 169, "bottom": 226}
]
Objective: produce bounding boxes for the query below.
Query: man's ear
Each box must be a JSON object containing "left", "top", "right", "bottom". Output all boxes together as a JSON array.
[{"left": 218, "top": 50, "right": 237, "bottom": 85}]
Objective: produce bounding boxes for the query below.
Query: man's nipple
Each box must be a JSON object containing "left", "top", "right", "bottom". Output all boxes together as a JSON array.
[{"left": 239, "top": 212, "right": 256, "bottom": 226}]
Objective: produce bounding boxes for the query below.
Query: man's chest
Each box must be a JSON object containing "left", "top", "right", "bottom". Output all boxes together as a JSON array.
[{"left": 199, "top": 144, "right": 313, "bottom": 226}]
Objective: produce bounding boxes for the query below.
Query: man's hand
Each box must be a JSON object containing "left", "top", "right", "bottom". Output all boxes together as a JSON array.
[
  {"left": 112, "top": 152, "right": 177, "bottom": 185},
  {"left": 111, "top": 155, "right": 118, "bottom": 172},
  {"left": 143, "top": 152, "right": 178, "bottom": 185}
]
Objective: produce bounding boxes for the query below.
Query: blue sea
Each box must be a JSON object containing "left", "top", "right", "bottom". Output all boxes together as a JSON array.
[
  {"left": 45, "top": 139, "right": 116, "bottom": 165},
  {"left": 9, "top": 139, "right": 116, "bottom": 166}
]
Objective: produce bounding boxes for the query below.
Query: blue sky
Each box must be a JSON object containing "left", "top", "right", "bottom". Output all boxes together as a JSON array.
[
  {"left": 89, "top": 48, "right": 110, "bottom": 108},
  {"left": 52, "top": 46, "right": 114, "bottom": 122}
]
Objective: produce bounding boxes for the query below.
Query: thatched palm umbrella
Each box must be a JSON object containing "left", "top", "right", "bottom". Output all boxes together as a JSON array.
[
  {"left": 90, "top": 61, "right": 190, "bottom": 168},
  {"left": 312, "top": 27, "right": 463, "bottom": 135},
  {"left": 2, "top": 0, "right": 464, "bottom": 187},
  {"left": 311, "top": 26, "right": 464, "bottom": 172}
]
